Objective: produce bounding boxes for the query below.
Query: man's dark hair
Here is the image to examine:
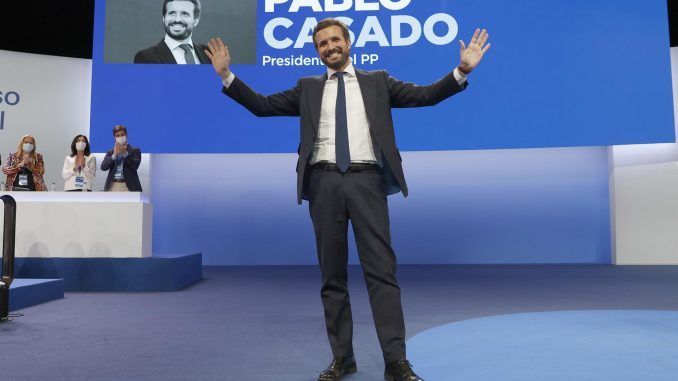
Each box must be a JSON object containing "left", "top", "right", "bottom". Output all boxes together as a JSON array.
[
  {"left": 312, "top": 18, "right": 350, "bottom": 50},
  {"left": 162, "top": 0, "right": 201, "bottom": 19},
  {"left": 70, "top": 135, "right": 91, "bottom": 157},
  {"left": 113, "top": 124, "right": 127, "bottom": 136}
]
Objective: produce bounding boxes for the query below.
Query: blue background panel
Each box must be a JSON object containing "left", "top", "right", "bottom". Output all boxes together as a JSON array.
[
  {"left": 90, "top": 0, "right": 675, "bottom": 153},
  {"left": 150, "top": 148, "right": 611, "bottom": 265}
]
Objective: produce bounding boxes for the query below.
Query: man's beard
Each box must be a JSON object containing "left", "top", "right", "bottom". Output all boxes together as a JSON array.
[
  {"left": 321, "top": 48, "right": 350, "bottom": 71},
  {"left": 165, "top": 21, "right": 193, "bottom": 41}
]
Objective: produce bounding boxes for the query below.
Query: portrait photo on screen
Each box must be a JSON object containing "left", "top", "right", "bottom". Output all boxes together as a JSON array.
[{"left": 104, "top": 0, "right": 256, "bottom": 64}]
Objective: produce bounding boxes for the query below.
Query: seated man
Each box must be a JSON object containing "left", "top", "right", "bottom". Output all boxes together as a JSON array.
[{"left": 101, "top": 125, "right": 142, "bottom": 192}]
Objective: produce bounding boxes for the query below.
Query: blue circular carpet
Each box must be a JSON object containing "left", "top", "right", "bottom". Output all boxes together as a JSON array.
[{"left": 407, "top": 310, "right": 678, "bottom": 381}]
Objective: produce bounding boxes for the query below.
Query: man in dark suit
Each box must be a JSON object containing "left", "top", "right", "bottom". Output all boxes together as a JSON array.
[
  {"left": 101, "top": 125, "right": 142, "bottom": 192},
  {"left": 205, "top": 18, "right": 490, "bottom": 381},
  {"left": 134, "top": 0, "right": 211, "bottom": 64}
]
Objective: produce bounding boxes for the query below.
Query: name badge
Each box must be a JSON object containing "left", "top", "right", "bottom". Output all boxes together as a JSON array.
[
  {"left": 75, "top": 176, "right": 85, "bottom": 188},
  {"left": 18, "top": 174, "right": 28, "bottom": 186}
]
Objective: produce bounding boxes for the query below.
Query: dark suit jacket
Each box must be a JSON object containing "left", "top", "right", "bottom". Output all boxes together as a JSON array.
[
  {"left": 134, "top": 40, "right": 211, "bottom": 64},
  {"left": 222, "top": 69, "right": 467, "bottom": 204},
  {"left": 101, "top": 145, "right": 143, "bottom": 192}
]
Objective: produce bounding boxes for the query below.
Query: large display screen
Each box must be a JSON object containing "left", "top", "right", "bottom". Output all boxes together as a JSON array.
[{"left": 90, "top": 0, "right": 675, "bottom": 153}]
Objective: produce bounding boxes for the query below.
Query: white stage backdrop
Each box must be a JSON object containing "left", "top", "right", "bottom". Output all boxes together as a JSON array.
[
  {"left": 0, "top": 50, "right": 92, "bottom": 190},
  {"left": 610, "top": 47, "right": 678, "bottom": 264}
]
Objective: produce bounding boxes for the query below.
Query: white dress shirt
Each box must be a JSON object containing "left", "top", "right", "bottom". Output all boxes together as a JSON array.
[
  {"left": 223, "top": 62, "right": 468, "bottom": 164},
  {"left": 62, "top": 155, "right": 96, "bottom": 191},
  {"left": 311, "top": 62, "right": 377, "bottom": 164},
  {"left": 164, "top": 35, "right": 200, "bottom": 64}
]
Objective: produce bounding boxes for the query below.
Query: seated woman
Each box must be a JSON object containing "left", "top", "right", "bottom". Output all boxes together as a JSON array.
[
  {"left": 62, "top": 135, "right": 96, "bottom": 191},
  {"left": 2, "top": 135, "right": 47, "bottom": 191}
]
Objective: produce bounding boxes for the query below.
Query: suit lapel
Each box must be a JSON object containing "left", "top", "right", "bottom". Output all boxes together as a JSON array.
[
  {"left": 308, "top": 73, "right": 327, "bottom": 134},
  {"left": 155, "top": 40, "right": 177, "bottom": 64},
  {"left": 355, "top": 69, "right": 377, "bottom": 130},
  {"left": 195, "top": 44, "right": 209, "bottom": 64}
]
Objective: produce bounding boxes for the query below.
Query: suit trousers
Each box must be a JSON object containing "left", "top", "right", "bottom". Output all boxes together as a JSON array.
[{"left": 307, "top": 166, "right": 406, "bottom": 363}]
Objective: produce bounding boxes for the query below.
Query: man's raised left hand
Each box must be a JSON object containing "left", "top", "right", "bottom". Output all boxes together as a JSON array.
[{"left": 458, "top": 28, "right": 491, "bottom": 75}]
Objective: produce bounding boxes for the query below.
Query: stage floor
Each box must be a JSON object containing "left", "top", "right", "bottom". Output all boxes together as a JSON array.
[{"left": 3, "top": 265, "right": 678, "bottom": 380}]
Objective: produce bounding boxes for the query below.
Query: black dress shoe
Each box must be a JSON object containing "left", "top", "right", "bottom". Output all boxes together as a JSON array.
[
  {"left": 384, "top": 359, "right": 424, "bottom": 381},
  {"left": 318, "top": 355, "right": 357, "bottom": 381}
]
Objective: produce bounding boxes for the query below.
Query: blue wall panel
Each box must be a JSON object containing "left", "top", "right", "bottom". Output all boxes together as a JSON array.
[
  {"left": 90, "top": 0, "right": 675, "bottom": 152},
  {"left": 151, "top": 147, "right": 611, "bottom": 265}
]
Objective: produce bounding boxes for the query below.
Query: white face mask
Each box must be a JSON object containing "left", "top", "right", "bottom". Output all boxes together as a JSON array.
[
  {"left": 75, "top": 141, "right": 87, "bottom": 152},
  {"left": 23, "top": 143, "right": 34, "bottom": 153},
  {"left": 115, "top": 136, "right": 127, "bottom": 145}
]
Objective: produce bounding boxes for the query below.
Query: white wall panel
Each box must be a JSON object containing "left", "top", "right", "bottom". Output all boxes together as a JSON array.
[{"left": 611, "top": 47, "right": 678, "bottom": 264}]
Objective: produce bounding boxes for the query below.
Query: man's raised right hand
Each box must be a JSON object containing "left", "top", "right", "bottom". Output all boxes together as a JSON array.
[{"left": 205, "top": 38, "right": 232, "bottom": 80}]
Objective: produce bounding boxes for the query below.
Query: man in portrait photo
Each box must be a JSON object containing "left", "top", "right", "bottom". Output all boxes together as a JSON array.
[{"left": 134, "top": 0, "right": 211, "bottom": 64}]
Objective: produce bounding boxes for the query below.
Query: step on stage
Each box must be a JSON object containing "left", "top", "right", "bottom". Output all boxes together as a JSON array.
[
  {"left": 9, "top": 278, "right": 64, "bottom": 312},
  {"left": 14, "top": 253, "right": 203, "bottom": 292}
]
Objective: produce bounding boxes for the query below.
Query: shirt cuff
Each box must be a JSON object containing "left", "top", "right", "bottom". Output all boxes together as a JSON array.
[
  {"left": 453, "top": 67, "right": 467, "bottom": 85},
  {"left": 111, "top": 153, "right": 117, "bottom": 160},
  {"left": 222, "top": 72, "right": 236, "bottom": 89}
]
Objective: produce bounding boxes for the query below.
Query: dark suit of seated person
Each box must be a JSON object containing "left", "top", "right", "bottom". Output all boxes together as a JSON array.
[
  {"left": 101, "top": 125, "right": 142, "bottom": 192},
  {"left": 134, "top": 0, "right": 211, "bottom": 64}
]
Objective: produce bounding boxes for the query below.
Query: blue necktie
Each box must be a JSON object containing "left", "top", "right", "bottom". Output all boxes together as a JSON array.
[{"left": 334, "top": 72, "right": 350, "bottom": 172}]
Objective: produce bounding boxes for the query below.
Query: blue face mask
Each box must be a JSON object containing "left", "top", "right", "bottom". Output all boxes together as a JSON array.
[{"left": 22, "top": 143, "right": 34, "bottom": 153}]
